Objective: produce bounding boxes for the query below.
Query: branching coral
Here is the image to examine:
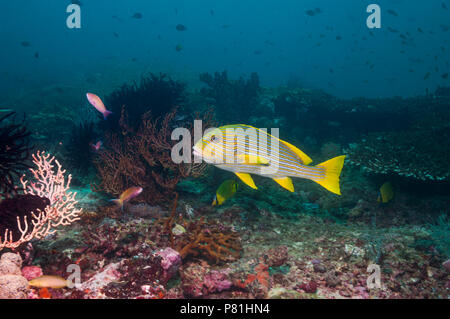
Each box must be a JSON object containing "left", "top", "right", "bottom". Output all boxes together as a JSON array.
[
  {"left": 0, "top": 112, "right": 31, "bottom": 195},
  {"left": 0, "top": 151, "right": 82, "bottom": 250},
  {"left": 162, "top": 195, "right": 242, "bottom": 264},
  {"left": 93, "top": 107, "right": 211, "bottom": 205},
  {"left": 345, "top": 127, "right": 450, "bottom": 181}
]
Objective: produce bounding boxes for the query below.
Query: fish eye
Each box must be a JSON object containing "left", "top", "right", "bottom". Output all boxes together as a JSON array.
[{"left": 210, "top": 135, "right": 217, "bottom": 142}]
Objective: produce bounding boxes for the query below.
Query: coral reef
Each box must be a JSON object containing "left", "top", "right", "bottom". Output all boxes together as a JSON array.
[
  {"left": 0, "top": 253, "right": 28, "bottom": 299},
  {"left": 0, "top": 151, "right": 81, "bottom": 250},
  {"left": 345, "top": 127, "right": 450, "bottom": 181},
  {"left": 63, "top": 121, "right": 98, "bottom": 177},
  {"left": 199, "top": 71, "right": 264, "bottom": 122},
  {"left": 93, "top": 108, "right": 209, "bottom": 205},
  {"left": 101, "top": 73, "right": 186, "bottom": 133},
  {"left": 0, "top": 112, "right": 31, "bottom": 195}
]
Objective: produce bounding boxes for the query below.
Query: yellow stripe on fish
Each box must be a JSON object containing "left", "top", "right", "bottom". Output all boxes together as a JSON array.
[{"left": 193, "top": 124, "right": 345, "bottom": 195}]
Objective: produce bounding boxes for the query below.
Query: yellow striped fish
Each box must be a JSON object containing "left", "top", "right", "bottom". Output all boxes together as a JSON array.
[{"left": 193, "top": 124, "right": 345, "bottom": 195}]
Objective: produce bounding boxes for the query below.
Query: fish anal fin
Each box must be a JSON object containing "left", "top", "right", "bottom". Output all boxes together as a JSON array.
[
  {"left": 273, "top": 177, "right": 294, "bottom": 192},
  {"left": 235, "top": 173, "right": 257, "bottom": 189}
]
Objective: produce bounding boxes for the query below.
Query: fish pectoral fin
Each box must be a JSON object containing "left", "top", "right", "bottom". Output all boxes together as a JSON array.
[
  {"left": 237, "top": 154, "right": 269, "bottom": 166},
  {"left": 273, "top": 177, "right": 294, "bottom": 192},
  {"left": 235, "top": 173, "right": 257, "bottom": 189}
]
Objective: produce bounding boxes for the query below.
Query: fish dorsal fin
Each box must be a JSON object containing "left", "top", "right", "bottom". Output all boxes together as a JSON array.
[
  {"left": 273, "top": 177, "right": 294, "bottom": 192},
  {"left": 281, "top": 141, "right": 313, "bottom": 165},
  {"left": 235, "top": 173, "right": 257, "bottom": 189},
  {"left": 237, "top": 154, "right": 270, "bottom": 165},
  {"left": 220, "top": 124, "right": 313, "bottom": 165}
]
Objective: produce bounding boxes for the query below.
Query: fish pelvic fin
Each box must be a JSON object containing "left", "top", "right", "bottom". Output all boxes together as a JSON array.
[
  {"left": 235, "top": 172, "right": 257, "bottom": 189},
  {"left": 313, "top": 155, "right": 345, "bottom": 195},
  {"left": 103, "top": 110, "right": 113, "bottom": 120},
  {"left": 273, "top": 177, "right": 294, "bottom": 192},
  {"left": 110, "top": 198, "right": 124, "bottom": 210}
]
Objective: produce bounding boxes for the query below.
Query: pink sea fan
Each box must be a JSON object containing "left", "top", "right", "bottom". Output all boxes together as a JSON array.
[{"left": 0, "top": 151, "right": 82, "bottom": 250}]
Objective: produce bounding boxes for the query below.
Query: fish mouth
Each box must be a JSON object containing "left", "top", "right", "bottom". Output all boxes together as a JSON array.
[{"left": 192, "top": 147, "right": 202, "bottom": 158}]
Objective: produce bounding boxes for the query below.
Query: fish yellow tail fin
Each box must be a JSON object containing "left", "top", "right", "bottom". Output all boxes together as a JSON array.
[{"left": 313, "top": 155, "right": 345, "bottom": 195}]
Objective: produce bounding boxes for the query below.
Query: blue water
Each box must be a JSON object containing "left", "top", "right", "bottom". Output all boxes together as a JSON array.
[{"left": 0, "top": 0, "right": 448, "bottom": 98}]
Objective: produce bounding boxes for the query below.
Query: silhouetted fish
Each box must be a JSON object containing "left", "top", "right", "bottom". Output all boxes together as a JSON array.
[
  {"left": 34, "top": 51, "right": 39, "bottom": 59},
  {"left": 113, "top": 32, "right": 119, "bottom": 38},
  {"left": 336, "top": 35, "right": 342, "bottom": 40},
  {"left": 442, "top": 73, "right": 449, "bottom": 79},
  {"left": 20, "top": 41, "right": 31, "bottom": 47},
  {"left": 442, "top": 2, "right": 448, "bottom": 10},
  {"left": 132, "top": 13, "right": 143, "bottom": 19},
  {"left": 387, "top": 9, "right": 398, "bottom": 16},
  {"left": 176, "top": 24, "right": 187, "bottom": 31}
]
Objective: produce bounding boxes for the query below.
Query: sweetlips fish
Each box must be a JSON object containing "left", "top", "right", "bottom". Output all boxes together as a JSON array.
[
  {"left": 193, "top": 124, "right": 346, "bottom": 195},
  {"left": 86, "top": 93, "right": 113, "bottom": 120},
  {"left": 111, "top": 186, "right": 143, "bottom": 210}
]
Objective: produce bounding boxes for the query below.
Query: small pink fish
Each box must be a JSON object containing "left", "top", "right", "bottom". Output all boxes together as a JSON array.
[
  {"left": 110, "top": 186, "right": 143, "bottom": 210},
  {"left": 90, "top": 140, "right": 102, "bottom": 151},
  {"left": 86, "top": 93, "right": 113, "bottom": 120}
]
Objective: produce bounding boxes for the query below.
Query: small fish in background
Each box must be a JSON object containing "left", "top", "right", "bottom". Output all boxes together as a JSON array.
[
  {"left": 221, "top": 24, "right": 230, "bottom": 29},
  {"left": 253, "top": 49, "right": 263, "bottom": 55},
  {"left": 90, "top": 140, "right": 102, "bottom": 151},
  {"left": 86, "top": 93, "right": 113, "bottom": 119},
  {"left": 132, "top": 12, "right": 143, "bottom": 19},
  {"left": 20, "top": 41, "right": 31, "bottom": 47},
  {"left": 387, "top": 9, "right": 398, "bottom": 16},
  {"left": 172, "top": 224, "right": 186, "bottom": 236},
  {"left": 336, "top": 35, "right": 342, "bottom": 40},
  {"left": 112, "top": 15, "right": 123, "bottom": 22},
  {"left": 305, "top": 9, "right": 316, "bottom": 16},
  {"left": 442, "top": 2, "right": 448, "bottom": 10},
  {"left": 212, "top": 179, "right": 238, "bottom": 206},
  {"left": 176, "top": 24, "right": 187, "bottom": 31},
  {"left": 34, "top": 51, "right": 39, "bottom": 59},
  {"left": 442, "top": 73, "right": 449, "bottom": 79},
  {"left": 210, "top": 9, "right": 215, "bottom": 16},
  {"left": 110, "top": 186, "right": 143, "bottom": 210},
  {"left": 424, "top": 72, "right": 431, "bottom": 80},
  {"left": 377, "top": 182, "right": 394, "bottom": 203},
  {"left": 70, "top": 0, "right": 82, "bottom": 6},
  {"left": 28, "top": 275, "right": 69, "bottom": 289},
  {"left": 113, "top": 32, "right": 119, "bottom": 38},
  {"left": 175, "top": 44, "right": 183, "bottom": 52},
  {"left": 417, "top": 27, "right": 423, "bottom": 33}
]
